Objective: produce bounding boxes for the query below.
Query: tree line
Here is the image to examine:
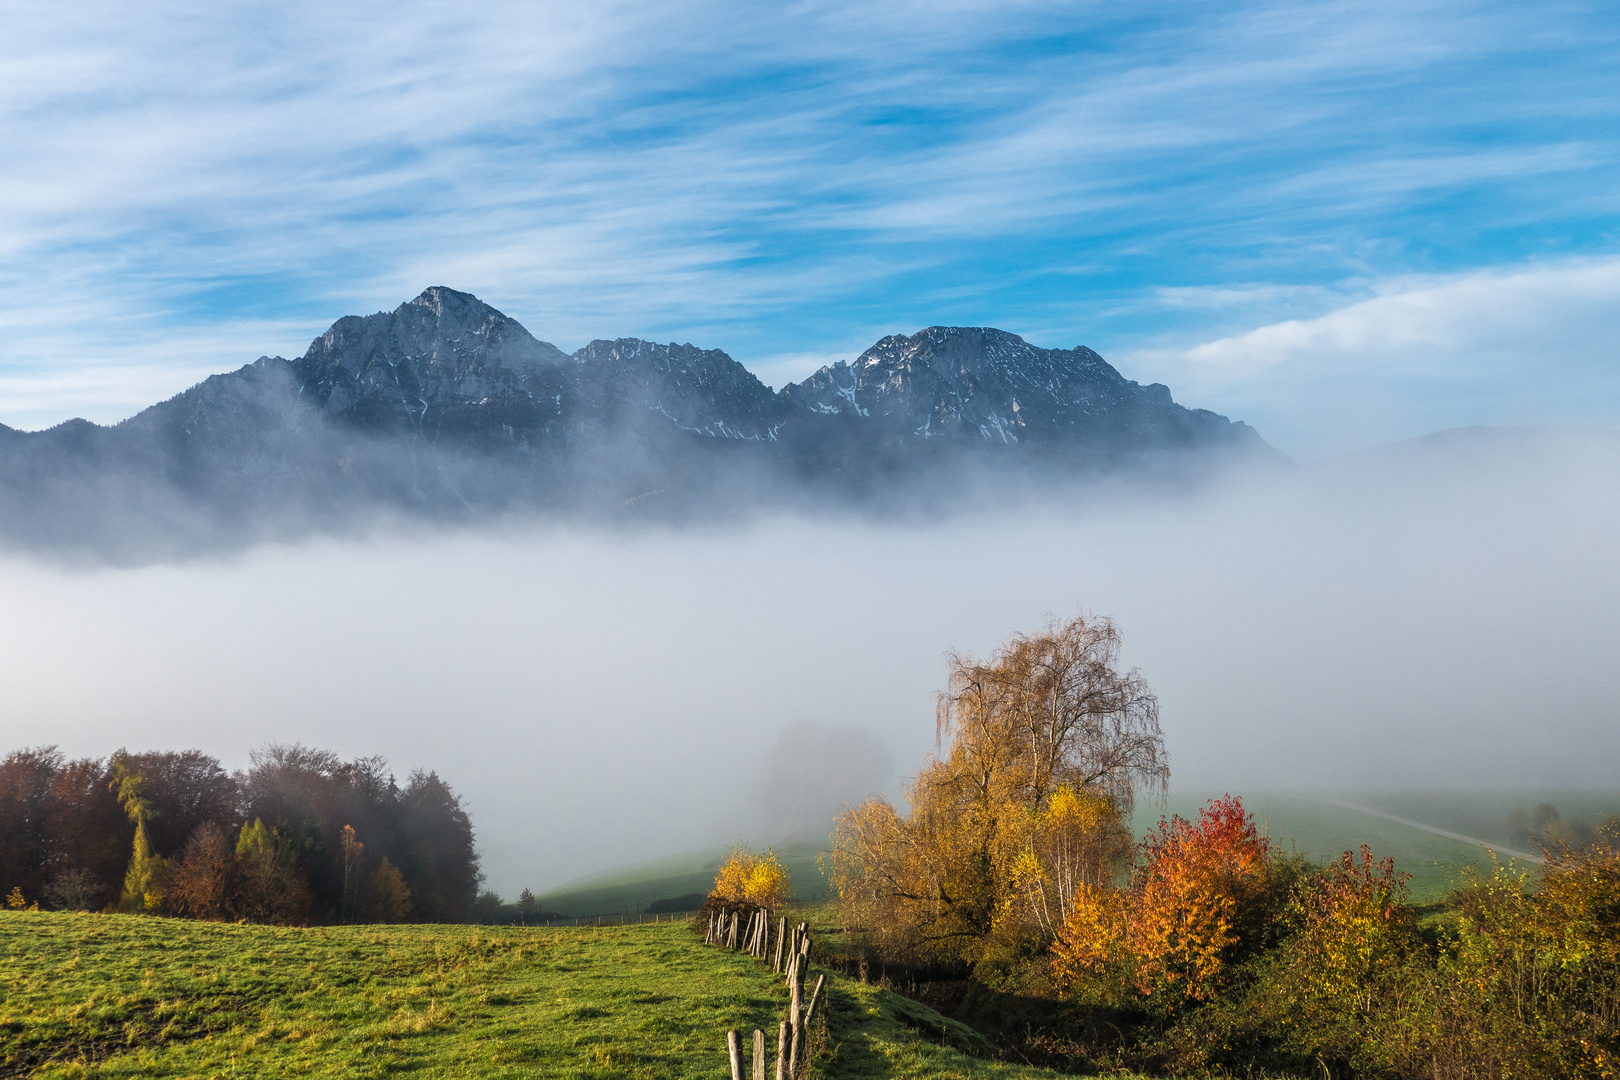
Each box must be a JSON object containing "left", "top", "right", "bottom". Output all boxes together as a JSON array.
[
  {"left": 0, "top": 743, "right": 479, "bottom": 925},
  {"left": 829, "top": 613, "right": 1620, "bottom": 1079}
]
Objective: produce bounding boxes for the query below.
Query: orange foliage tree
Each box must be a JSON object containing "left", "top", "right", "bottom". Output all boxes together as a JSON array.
[
  {"left": 1053, "top": 794, "right": 1273, "bottom": 1005},
  {"left": 830, "top": 614, "right": 1162, "bottom": 967}
]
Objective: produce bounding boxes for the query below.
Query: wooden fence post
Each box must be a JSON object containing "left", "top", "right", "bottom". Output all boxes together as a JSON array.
[
  {"left": 752, "top": 1028, "right": 766, "bottom": 1080},
  {"left": 727, "top": 1030, "right": 742, "bottom": 1080},
  {"left": 800, "top": 973, "right": 826, "bottom": 1066},
  {"left": 774, "top": 916, "right": 786, "bottom": 971},
  {"left": 775, "top": 1019, "right": 788, "bottom": 1080},
  {"left": 788, "top": 959, "right": 803, "bottom": 1074}
]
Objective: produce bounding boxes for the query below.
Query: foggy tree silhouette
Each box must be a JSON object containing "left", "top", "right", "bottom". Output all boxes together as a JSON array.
[{"left": 0, "top": 742, "right": 478, "bottom": 924}]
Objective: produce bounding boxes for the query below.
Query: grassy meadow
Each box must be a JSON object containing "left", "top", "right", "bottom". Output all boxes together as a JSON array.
[
  {"left": 534, "top": 790, "right": 1579, "bottom": 919},
  {"left": 0, "top": 908, "right": 1078, "bottom": 1080},
  {"left": 536, "top": 841, "right": 833, "bottom": 921},
  {"left": 10, "top": 790, "right": 1604, "bottom": 1078}
]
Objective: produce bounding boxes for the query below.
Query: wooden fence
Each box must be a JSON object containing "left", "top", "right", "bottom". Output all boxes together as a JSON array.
[
  {"left": 706, "top": 907, "right": 825, "bottom": 1080},
  {"left": 495, "top": 910, "right": 700, "bottom": 928}
]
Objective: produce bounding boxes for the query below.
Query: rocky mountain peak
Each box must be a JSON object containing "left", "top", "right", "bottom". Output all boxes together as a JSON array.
[
  {"left": 572, "top": 339, "right": 783, "bottom": 440},
  {"left": 780, "top": 324, "right": 1186, "bottom": 445},
  {"left": 292, "top": 287, "right": 570, "bottom": 434}
]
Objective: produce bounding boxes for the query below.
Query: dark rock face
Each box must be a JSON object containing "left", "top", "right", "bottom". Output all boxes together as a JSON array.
[
  {"left": 118, "top": 357, "right": 317, "bottom": 480},
  {"left": 573, "top": 338, "right": 785, "bottom": 441},
  {"left": 293, "top": 286, "right": 572, "bottom": 447},
  {"left": 0, "top": 287, "right": 1276, "bottom": 557},
  {"left": 782, "top": 326, "right": 1255, "bottom": 451}
]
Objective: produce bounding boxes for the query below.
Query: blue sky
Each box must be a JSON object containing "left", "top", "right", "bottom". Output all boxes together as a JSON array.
[{"left": 1, "top": 0, "right": 1617, "bottom": 456}]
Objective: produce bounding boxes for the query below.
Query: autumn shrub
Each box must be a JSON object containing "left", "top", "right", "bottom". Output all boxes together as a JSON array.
[
  {"left": 1053, "top": 795, "right": 1277, "bottom": 1010},
  {"left": 711, "top": 845, "right": 790, "bottom": 909},
  {"left": 1267, "top": 846, "right": 1425, "bottom": 1071},
  {"left": 1410, "top": 835, "right": 1620, "bottom": 1079},
  {"left": 1071, "top": 833, "right": 1620, "bottom": 1079}
]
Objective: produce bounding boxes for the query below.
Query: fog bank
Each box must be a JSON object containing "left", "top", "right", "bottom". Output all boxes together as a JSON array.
[{"left": 1, "top": 427, "right": 1615, "bottom": 895}]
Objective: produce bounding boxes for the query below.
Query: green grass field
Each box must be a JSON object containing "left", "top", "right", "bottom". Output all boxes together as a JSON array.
[
  {"left": 537, "top": 841, "right": 833, "bottom": 920},
  {"left": 0, "top": 909, "right": 1078, "bottom": 1080},
  {"left": 536, "top": 790, "right": 1593, "bottom": 919},
  {"left": 1154, "top": 790, "right": 1541, "bottom": 905}
]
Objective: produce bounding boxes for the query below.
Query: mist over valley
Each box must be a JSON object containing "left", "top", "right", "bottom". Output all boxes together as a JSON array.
[{"left": 3, "top": 415, "right": 1613, "bottom": 896}]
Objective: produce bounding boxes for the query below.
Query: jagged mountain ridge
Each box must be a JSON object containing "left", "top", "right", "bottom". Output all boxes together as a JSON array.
[
  {"left": 782, "top": 326, "right": 1232, "bottom": 448},
  {"left": 15, "top": 286, "right": 1263, "bottom": 456},
  {"left": 0, "top": 287, "right": 1275, "bottom": 555}
]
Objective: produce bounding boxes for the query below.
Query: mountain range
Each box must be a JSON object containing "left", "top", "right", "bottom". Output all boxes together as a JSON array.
[{"left": 0, "top": 287, "right": 1274, "bottom": 557}]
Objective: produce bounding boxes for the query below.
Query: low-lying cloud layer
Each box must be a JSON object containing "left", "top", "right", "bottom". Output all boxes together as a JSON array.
[{"left": 1, "top": 427, "right": 1615, "bottom": 894}]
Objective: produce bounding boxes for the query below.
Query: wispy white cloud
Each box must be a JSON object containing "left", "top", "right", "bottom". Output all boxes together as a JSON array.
[
  {"left": 1122, "top": 257, "right": 1620, "bottom": 458},
  {"left": 0, "top": 0, "right": 1616, "bottom": 431},
  {"left": 0, "top": 316, "right": 319, "bottom": 430}
]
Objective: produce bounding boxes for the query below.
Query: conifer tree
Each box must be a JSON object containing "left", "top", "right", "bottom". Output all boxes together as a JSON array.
[{"left": 110, "top": 752, "right": 169, "bottom": 913}]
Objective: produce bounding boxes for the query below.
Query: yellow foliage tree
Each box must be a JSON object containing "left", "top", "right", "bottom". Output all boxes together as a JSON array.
[
  {"left": 1015, "top": 785, "right": 1135, "bottom": 935},
  {"left": 234, "top": 818, "right": 313, "bottom": 924},
  {"left": 1048, "top": 881, "right": 1128, "bottom": 997},
  {"left": 1281, "top": 845, "right": 1416, "bottom": 1020},
  {"left": 110, "top": 752, "right": 170, "bottom": 914},
  {"left": 712, "top": 846, "right": 790, "bottom": 909},
  {"left": 830, "top": 614, "right": 1161, "bottom": 966}
]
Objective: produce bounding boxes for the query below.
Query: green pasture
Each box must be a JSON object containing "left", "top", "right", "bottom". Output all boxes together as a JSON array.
[
  {"left": 1151, "top": 791, "right": 1503, "bottom": 905},
  {"left": 537, "top": 840, "right": 833, "bottom": 920},
  {"left": 1154, "top": 788, "right": 1617, "bottom": 904},
  {"left": 536, "top": 790, "right": 1599, "bottom": 919},
  {"left": 0, "top": 909, "right": 1074, "bottom": 1080}
]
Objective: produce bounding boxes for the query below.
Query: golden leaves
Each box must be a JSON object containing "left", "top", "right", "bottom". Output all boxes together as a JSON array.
[{"left": 712, "top": 846, "right": 790, "bottom": 909}]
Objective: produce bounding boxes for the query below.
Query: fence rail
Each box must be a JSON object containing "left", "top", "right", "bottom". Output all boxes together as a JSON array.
[{"left": 489, "top": 910, "right": 701, "bottom": 929}]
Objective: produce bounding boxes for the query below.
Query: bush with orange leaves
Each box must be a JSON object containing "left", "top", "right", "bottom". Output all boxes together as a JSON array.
[
  {"left": 710, "top": 846, "right": 790, "bottom": 909},
  {"left": 1052, "top": 794, "right": 1275, "bottom": 1007}
]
